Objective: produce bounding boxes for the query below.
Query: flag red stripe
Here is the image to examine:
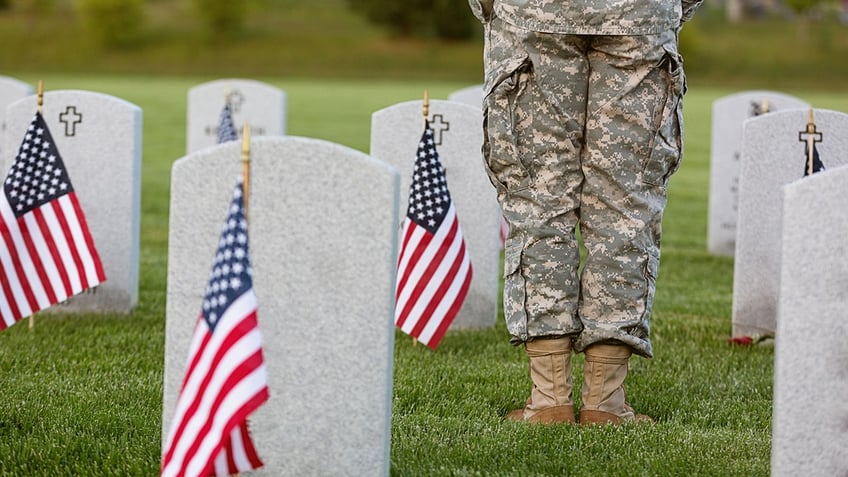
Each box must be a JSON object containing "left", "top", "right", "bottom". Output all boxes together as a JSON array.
[
  {"left": 0, "top": 218, "right": 27, "bottom": 325},
  {"left": 394, "top": 221, "right": 423, "bottom": 300},
  {"left": 207, "top": 390, "right": 268, "bottom": 476},
  {"left": 6, "top": 219, "right": 40, "bottom": 314},
  {"left": 51, "top": 198, "right": 90, "bottom": 290},
  {"left": 407, "top": 224, "right": 464, "bottom": 338},
  {"left": 162, "top": 317, "right": 247, "bottom": 466},
  {"left": 394, "top": 226, "right": 435, "bottom": 328},
  {"left": 237, "top": 419, "right": 263, "bottom": 469},
  {"left": 163, "top": 305, "right": 266, "bottom": 474},
  {"left": 0, "top": 258, "right": 23, "bottom": 328},
  {"left": 396, "top": 217, "right": 459, "bottom": 331},
  {"left": 31, "top": 208, "right": 67, "bottom": 303},
  {"left": 68, "top": 192, "right": 106, "bottom": 283},
  {"left": 174, "top": 351, "right": 267, "bottom": 477},
  {"left": 424, "top": 261, "right": 473, "bottom": 349}
]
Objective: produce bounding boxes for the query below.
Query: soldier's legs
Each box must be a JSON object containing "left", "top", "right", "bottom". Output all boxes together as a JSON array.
[
  {"left": 482, "top": 17, "right": 588, "bottom": 344},
  {"left": 573, "top": 31, "right": 685, "bottom": 358}
]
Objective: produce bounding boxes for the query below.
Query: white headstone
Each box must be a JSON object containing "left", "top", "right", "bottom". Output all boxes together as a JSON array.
[
  {"left": 732, "top": 108, "right": 848, "bottom": 337},
  {"left": 0, "top": 76, "right": 33, "bottom": 165},
  {"left": 3, "top": 90, "right": 141, "bottom": 313},
  {"left": 708, "top": 91, "right": 809, "bottom": 256},
  {"left": 772, "top": 165, "right": 848, "bottom": 476},
  {"left": 448, "top": 84, "right": 484, "bottom": 109},
  {"left": 164, "top": 136, "right": 399, "bottom": 476},
  {"left": 370, "top": 99, "right": 500, "bottom": 330},
  {"left": 186, "top": 79, "right": 287, "bottom": 154}
]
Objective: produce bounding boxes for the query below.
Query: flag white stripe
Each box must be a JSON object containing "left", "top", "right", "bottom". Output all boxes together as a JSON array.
[
  {"left": 163, "top": 292, "right": 261, "bottom": 475},
  {"left": 184, "top": 365, "right": 267, "bottom": 477},
  {"left": 417, "top": 240, "right": 472, "bottom": 344},
  {"left": 228, "top": 425, "right": 252, "bottom": 471},
  {"left": 394, "top": 221, "right": 425, "bottom": 285},
  {"left": 22, "top": 211, "right": 67, "bottom": 303},
  {"left": 0, "top": 200, "right": 35, "bottom": 318},
  {"left": 167, "top": 291, "right": 257, "bottom": 439},
  {"left": 399, "top": 212, "right": 464, "bottom": 335},
  {"left": 58, "top": 195, "right": 101, "bottom": 287},
  {"left": 395, "top": 206, "right": 458, "bottom": 319},
  {"left": 38, "top": 200, "right": 83, "bottom": 294},
  {"left": 394, "top": 223, "right": 427, "bottom": 317}
]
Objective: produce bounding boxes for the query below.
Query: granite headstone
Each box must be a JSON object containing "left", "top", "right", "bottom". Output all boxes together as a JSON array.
[
  {"left": 708, "top": 91, "right": 809, "bottom": 256},
  {"left": 186, "top": 79, "right": 287, "bottom": 153},
  {"left": 732, "top": 108, "right": 848, "bottom": 337},
  {"left": 772, "top": 165, "right": 848, "bottom": 476},
  {"left": 3, "top": 90, "right": 141, "bottom": 313},
  {"left": 370, "top": 99, "right": 500, "bottom": 330},
  {"left": 164, "top": 136, "right": 399, "bottom": 475},
  {"left": 447, "top": 84, "right": 484, "bottom": 109}
]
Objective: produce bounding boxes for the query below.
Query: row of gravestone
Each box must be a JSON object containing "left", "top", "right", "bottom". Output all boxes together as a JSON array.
[
  {"left": 708, "top": 91, "right": 848, "bottom": 475},
  {"left": 0, "top": 75, "right": 490, "bottom": 475},
  {"left": 7, "top": 75, "right": 844, "bottom": 474}
]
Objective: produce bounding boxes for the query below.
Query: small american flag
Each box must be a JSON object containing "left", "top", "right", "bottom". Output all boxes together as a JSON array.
[
  {"left": 161, "top": 178, "right": 269, "bottom": 477},
  {"left": 217, "top": 101, "right": 238, "bottom": 144},
  {"left": 0, "top": 112, "right": 105, "bottom": 329},
  {"left": 803, "top": 142, "right": 825, "bottom": 176},
  {"left": 394, "top": 121, "right": 472, "bottom": 349}
]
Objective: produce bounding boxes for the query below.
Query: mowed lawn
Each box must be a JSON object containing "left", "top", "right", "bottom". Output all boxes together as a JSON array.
[{"left": 0, "top": 74, "right": 847, "bottom": 476}]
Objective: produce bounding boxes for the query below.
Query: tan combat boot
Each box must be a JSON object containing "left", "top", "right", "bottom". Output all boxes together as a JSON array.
[
  {"left": 579, "top": 343, "right": 653, "bottom": 425},
  {"left": 505, "top": 337, "right": 576, "bottom": 424}
]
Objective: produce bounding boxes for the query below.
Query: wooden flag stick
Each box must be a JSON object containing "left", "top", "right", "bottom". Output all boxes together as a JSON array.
[
  {"left": 806, "top": 109, "right": 815, "bottom": 177},
  {"left": 241, "top": 122, "right": 251, "bottom": 220},
  {"left": 423, "top": 89, "right": 429, "bottom": 128},
  {"left": 37, "top": 80, "right": 43, "bottom": 114},
  {"left": 31, "top": 81, "right": 44, "bottom": 330}
]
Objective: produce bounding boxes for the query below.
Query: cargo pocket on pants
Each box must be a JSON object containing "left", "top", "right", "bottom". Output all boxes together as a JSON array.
[
  {"left": 482, "top": 57, "right": 533, "bottom": 196},
  {"left": 503, "top": 242, "right": 528, "bottom": 342},
  {"left": 640, "top": 252, "right": 660, "bottom": 323},
  {"left": 642, "top": 45, "right": 686, "bottom": 187}
]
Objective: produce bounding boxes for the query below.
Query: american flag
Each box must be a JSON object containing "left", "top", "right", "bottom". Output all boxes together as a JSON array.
[
  {"left": 394, "top": 121, "right": 472, "bottom": 349},
  {"left": 803, "top": 142, "right": 825, "bottom": 176},
  {"left": 217, "top": 101, "right": 238, "bottom": 144},
  {"left": 0, "top": 112, "right": 105, "bottom": 329},
  {"left": 161, "top": 179, "right": 269, "bottom": 477}
]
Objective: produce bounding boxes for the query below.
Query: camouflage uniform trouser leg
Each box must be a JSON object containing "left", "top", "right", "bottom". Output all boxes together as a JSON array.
[{"left": 481, "top": 17, "right": 685, "bottom": 358}]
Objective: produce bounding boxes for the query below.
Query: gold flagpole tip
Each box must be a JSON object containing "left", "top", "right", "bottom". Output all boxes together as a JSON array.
[
  {"left": 761, "top": 99, "right": 769, "bottom": 114},
  {"left": 807, "top": 108, "right": 815, "bottom": 133},
  {"left": 37, "top": 80, "right": 44, "bottom": 112},
  {"left": 423, "top": 89, "right": 429, "bottom": 119}
]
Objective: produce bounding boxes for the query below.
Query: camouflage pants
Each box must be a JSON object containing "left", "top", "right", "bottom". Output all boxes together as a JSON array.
[{"left": 481, "top": 16, "right": 686, "bottom": 358}]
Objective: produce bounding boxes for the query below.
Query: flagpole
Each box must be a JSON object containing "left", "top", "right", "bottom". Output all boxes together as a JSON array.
[
  {"left": 234, "top": 123, "right": 249, "bottom": 477},
  {"left": 241, "top": 122, "right": 251, "bottom": 221},
  {"left": 410, "top": 91, "right": 432, "bottom": 348},
  {"left": 806, "top": 109, "right": 815, "bottom": 177},
  {"left": 30, "top": 81, "right": 45, "bottom": 331},
  {"left": 423, "top": 89, "right": 429, "bottom": 128},
  {"left": 37, "top": 80, "right": 43, "bottom": 114}
]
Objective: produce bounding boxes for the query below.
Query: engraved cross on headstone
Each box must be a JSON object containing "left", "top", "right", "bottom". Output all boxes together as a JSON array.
[
  {"left": 428, "top": 114, "right": 450, "bottom": 145},
  {"left": 229, "top": 90, "right": 245, "bottom": 113},
  {"left": 798, "top": 111, "right": 823, "bottom": 176},
  {"left": 59, "top": 106, "right": 83, "bottom": 137}
]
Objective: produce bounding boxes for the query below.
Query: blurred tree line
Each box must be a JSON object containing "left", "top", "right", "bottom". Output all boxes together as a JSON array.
[
  {"left": 346, "top": 0, "right": 478, "bottom": 39},
  {"left": 0, "top": 0, "right": 479, "bottom": 47},
  {"left": 0, "top": 0, "right": 249, "bottom": 47}
]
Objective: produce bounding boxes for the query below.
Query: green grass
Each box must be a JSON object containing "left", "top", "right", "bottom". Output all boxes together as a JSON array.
[{"left": 0, "top": 74, "right": 845, "bottom": 476}]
